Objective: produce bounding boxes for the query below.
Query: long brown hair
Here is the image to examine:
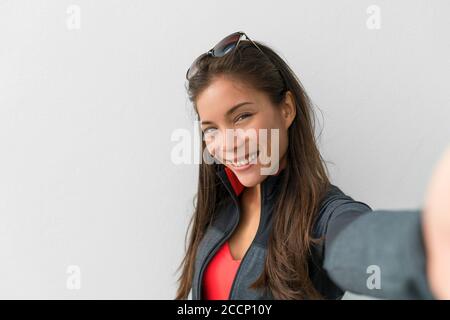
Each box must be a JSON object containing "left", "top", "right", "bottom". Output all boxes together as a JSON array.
[{"left": 176, "top": 39, "right": 332, "bottom": 299}]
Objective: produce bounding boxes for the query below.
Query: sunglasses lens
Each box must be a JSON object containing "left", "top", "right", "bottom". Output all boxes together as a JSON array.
[
  {"left": 186, "top": 53, "right": 206, "bottom": 80},
  {"left": 212, "top": 32, "right": 242, "bottom": 57},
  {"left": 186, "top": 32, "right": 244, "bottom": 80}
]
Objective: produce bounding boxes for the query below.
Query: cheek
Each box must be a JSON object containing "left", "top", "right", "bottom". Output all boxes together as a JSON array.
[
  {"left": 269, "top": 113, "right": 289, "bottom": 158},
  {"left": 257, "top": 117, "right": 289, "bottom": 159},
  {"left": 245, "top": 127, "right": 286, "bottom": 177},
  {"left": 278, "top": 129, "right": 289, "bottom": 158},
  {"left": 204, "top": 138, "right": 223, "bottom": 162},
  {"left": 264, "top": 128, "right": 288, "bottom": 159},
  {"left": 205, "top": 142, "right": 215, "bottom": 156}
]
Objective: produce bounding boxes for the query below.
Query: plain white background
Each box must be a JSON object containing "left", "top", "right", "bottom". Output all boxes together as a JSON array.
[{"left": 0, "top": 0, "right": 449, "bottom": 299}]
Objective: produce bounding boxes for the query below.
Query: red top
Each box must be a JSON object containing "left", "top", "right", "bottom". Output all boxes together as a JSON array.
[
  {"left": 202, "top": 166, "right": 284, "bottom": 300},
  {"left": 202, "top": 241, "right": 241, "bottom": 300}
]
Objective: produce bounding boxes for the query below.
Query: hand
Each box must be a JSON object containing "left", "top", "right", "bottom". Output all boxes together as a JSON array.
[{"left": 423, "top": 146, "right": 450, "bottom": 299}]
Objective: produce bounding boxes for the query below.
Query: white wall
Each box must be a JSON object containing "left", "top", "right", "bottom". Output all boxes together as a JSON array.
[{"left": 0, "top": 0, "right": 448, "bottom": 298}]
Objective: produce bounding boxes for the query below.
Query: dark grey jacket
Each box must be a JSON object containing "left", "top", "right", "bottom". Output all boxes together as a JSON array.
[{"left": 190, "top": 165, "right": 434, "bottom": 300}]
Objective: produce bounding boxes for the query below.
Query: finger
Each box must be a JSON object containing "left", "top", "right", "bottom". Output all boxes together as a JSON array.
[{"left": 424, "top": 145, "right": 450, "bottom": 220}]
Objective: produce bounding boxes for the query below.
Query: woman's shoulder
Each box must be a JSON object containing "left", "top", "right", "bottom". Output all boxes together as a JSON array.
[
  {"left": 320, "top": 183, "right": 372, "bottom": 211},
  {"left": 314, "top": 183, "right": 373, "bottom": 236}
]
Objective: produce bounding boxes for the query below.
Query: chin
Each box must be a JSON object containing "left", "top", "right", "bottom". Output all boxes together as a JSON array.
[{"left": 228, "top": 164, "right": 266, "bottom": 187}]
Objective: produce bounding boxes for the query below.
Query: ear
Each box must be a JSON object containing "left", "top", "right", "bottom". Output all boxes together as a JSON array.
[{"left": 280, "top": 91, "right": 296, "bottom": 129}]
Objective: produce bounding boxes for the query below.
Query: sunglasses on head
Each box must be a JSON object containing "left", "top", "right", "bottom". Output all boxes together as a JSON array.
[{"left": 185, "top": 31, "right": 266, "bottom": 81}]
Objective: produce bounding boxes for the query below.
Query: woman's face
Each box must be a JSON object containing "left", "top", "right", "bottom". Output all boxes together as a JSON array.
[{"left": 196, "top": 75, "right": 296, "bottom": 187}]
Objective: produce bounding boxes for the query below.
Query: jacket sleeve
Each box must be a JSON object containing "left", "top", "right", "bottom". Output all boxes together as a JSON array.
[{"left": 317, "top": 185, "right": 435, "bottom": 299}]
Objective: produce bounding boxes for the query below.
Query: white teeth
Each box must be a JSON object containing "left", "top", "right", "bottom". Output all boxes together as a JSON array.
[{"left": 231, "top": 152, "right": 258, "bottom": 167}]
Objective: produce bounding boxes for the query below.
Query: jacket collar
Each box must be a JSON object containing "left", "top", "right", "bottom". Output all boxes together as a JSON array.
[{"left": 215, "top": 164, "right": 286, "bottom": 200}]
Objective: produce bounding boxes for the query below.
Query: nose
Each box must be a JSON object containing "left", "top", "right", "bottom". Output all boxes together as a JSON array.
[
  {"left": 221, "top": 129, "right": 246, "bottom": 158},
  {"left": 206, "top": 129, "right": 247, "bottom": 163}
]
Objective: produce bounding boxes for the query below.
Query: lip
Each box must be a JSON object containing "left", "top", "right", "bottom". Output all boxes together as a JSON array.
[
  {"left": 229, "top": 162, "right": 254, "bottom": 172},
  {"left": 225, "top": 150, "right": 259, "bottom": 171}
]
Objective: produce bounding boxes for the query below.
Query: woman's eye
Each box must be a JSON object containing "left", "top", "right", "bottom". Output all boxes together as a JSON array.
[
  {"left": 235, "top": 113, "right": 252, "bottom": 123},
  {"left": 203, "top": 127, "right": 217, "bottom": 136}
]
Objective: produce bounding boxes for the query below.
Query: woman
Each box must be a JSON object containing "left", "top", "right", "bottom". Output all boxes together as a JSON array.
[{"left": 176, "top": 31, "right": 450, "bottom": 300}]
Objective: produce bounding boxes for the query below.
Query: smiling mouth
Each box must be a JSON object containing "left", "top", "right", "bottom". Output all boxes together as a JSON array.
[{"left": 225, "top": 150, "right": 259, "bottom": 168}]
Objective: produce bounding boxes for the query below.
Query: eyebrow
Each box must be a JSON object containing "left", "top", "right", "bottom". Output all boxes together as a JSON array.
[{"left": 200, "top": 102, "right": 253, "bottom": 126}]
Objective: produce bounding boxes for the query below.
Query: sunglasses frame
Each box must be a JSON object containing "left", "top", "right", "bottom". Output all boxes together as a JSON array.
[{"left": 186, "top": 31, "right": 267, "bottom": 80}]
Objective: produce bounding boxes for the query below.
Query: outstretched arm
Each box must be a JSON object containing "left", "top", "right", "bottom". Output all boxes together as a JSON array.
[
  {"left": 323, "top": 208, "right": 433, "bottom": 299},
  {"left": 321, "top": 147, "right": 450, "bottom": 299},
  {"left": 324, "top": 149, "right": 450, "bottom": 299}
]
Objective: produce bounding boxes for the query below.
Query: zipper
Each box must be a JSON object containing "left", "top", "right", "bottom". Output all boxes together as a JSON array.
[
  {"left": 227, "top": 181, "right": 265, "bottom": 299},
  {"left": 196, "top": 176, "right": 242, "bottom": 299},
  {"left": 197, "top": 175, "right": 266, "bottom": 300}
]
